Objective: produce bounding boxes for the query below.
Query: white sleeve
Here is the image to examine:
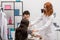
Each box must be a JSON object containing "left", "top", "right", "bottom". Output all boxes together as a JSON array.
[
  {"left": 4, "top": 18, "right": 8, "bottom": 40},
  {"left": 39, "top": 15, "right": 54, "bottom": 31},
  {"left": 30, "top": 16, "right": 43, "bottom": 26}
]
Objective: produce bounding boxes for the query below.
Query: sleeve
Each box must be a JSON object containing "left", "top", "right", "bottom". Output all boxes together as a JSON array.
[
  {"left": 39, "top": 15, "right": 54, "bottom": 31},
  {"left": 4, "top": 18, "right": 8, "bottom": 40},
  {"left": 30, "top": 15, "right": 43, "bottom": 27}
]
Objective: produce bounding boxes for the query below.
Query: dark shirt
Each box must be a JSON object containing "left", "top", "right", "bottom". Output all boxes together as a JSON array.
[{"left": 15, "top": 19, "right": 29, "bottom": 40}]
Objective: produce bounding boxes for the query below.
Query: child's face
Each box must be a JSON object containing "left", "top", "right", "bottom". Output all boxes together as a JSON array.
[{"left": 23, "top": 14, "right": 30, "bottom": 20}]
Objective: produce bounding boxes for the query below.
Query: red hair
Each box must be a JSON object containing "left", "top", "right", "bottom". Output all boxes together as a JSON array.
[{"left": 44, "top": 2, "right": 53, "bottom": 16}]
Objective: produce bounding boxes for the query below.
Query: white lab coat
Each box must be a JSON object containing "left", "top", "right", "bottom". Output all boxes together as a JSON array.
[
  {"left": 0, "top": 11, "right": 8, "bottom": 40},
  {"left": 29, "top": 14, "right": 56, "bottom": 40}
]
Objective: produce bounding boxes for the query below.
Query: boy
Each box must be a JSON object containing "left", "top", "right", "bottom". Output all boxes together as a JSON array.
[{"left": 15, "top": 19, "right": 29, "bottom": 40}]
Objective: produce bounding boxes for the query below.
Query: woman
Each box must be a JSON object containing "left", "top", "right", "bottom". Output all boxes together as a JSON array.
[
  {"left": 15, "top": 19, "right": 29, "bottom": 40},
  {"left": 29, "top": 2, "right": 56, "bottom": 40}
]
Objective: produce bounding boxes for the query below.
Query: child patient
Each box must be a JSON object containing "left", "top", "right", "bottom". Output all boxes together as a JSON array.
[{"left": 15, "top": 19, "right": 29, "bottom": 40}]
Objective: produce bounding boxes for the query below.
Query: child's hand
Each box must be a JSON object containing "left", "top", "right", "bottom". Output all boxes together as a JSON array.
[{"left": 29, "top": 24, "right": 33, "bottom": 27}]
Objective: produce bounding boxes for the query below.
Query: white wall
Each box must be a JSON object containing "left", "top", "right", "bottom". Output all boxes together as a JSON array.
[
  {"left": 23, "top": 0, "right": 60, "bottom": 25},
  {"left": 0, "top": 0, "right": 60, "bottom": 25}
]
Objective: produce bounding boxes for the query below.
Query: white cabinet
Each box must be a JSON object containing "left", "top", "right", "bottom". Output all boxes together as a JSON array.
[{"left": 56, "top": 31, "right": 60, "bottom": 40}]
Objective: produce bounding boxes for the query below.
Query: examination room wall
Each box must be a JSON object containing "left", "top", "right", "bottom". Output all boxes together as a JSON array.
[
  {"left": 23, "top": 0, "right": 60, "bottom": 25},
  {"left": 0, "top": 0, "right": 60, "bottom": 25}
]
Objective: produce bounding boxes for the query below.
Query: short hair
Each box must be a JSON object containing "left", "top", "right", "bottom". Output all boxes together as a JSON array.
[{"left": 22, "top": 10, "right": 30, "bottom": 16}]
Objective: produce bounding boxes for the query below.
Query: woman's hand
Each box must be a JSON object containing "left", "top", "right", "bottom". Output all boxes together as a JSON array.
[
  {"left": 31, "top": 30, "right": 38, "bottom": 36},
  {"left": 32, "top": 30, "right": 39, "bottom": 32}
]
